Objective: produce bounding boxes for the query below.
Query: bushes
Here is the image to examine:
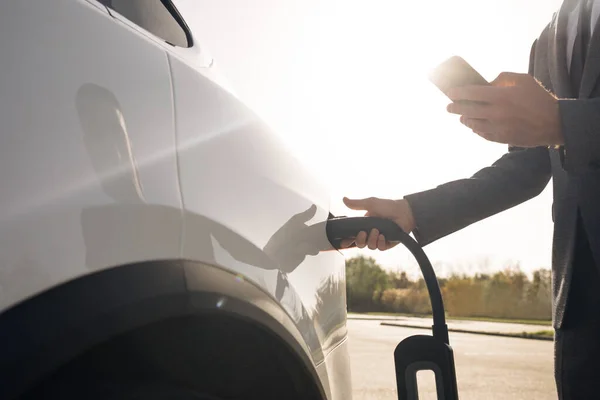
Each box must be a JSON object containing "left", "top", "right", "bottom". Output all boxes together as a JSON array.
[
  {"left": 379, "top": 288, "right": 432, "bottom": 315},
  {"left": 443, "top": 276, "right": 485, "bottom": 316},
  {"left": 346, "top": 256, "right": 552, "bottom": 321},
  {"left": 441, "top": 268, "right": 551, "bottom": 320},
  {"left": 345, "top": 256, "right": 391, "bottom": 312}
]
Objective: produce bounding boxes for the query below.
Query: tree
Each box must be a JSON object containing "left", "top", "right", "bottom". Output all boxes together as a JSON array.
[
  {"left": 345, "top": 256, "right": 390, "bottom": 311},
  {"left": 389, "top": 271, "right": 411, "bottom": 289}
]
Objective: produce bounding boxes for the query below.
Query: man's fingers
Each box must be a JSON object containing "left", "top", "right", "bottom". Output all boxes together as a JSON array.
[
  {"left": 447, "top": 85, "right": 504, "bottom": 104},
  {"left": 340, "top": 232, "right": 390, "bottom": 251},
  {"left": 344, "top": 197, "right": 382, "bottom": 216},
  {"left": 491, "top": 72, "right": 528, "bottom": 87},
  {"left": 377, "top": 235, "right": 386, "bottom": 251},
  {"left": 343, "top": 197, "right": 371, "bottom": 211},
  {"left": 355, "top": 231, "right": 368, "bottom": 248},
  {"left": 340, "top": 238, "right": 355, "bottom": 248},
  {"left": 447, "top": 102, "right": 497, "bottom": 119},
  {"left": 462, "top": 118, "right": 492, "bottom": 133},
  {"left": 462, "top": 118, "right": 510, "bottom": 144},
  {"left": 367, "top": 229, "right": 379, "bottom": 250}
]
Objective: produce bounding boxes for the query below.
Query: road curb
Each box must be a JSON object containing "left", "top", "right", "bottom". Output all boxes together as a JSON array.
[
  {"left": 348, "top": 317, "right": 408, "bottom": 322},
  {"left": 380, "top": 322, "right": 554, "bottom": 341}
]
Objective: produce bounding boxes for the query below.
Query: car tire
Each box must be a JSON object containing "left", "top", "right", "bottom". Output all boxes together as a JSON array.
[{"left": 24, "top": 379, "right": 226, "bottom": 400}]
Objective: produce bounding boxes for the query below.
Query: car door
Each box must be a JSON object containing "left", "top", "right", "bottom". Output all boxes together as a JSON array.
[{"left": 0, "top": 0, "right": 181, "bottom": 310}]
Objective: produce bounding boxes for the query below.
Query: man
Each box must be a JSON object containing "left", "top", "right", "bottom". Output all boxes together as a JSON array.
[{"left": 342, "top": 0, "right": 600, "bottom": 398}]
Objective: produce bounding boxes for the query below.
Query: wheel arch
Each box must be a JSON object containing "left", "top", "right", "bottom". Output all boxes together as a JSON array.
[{"left": 0, "top": 260, "right": 327, "bottom": 400}]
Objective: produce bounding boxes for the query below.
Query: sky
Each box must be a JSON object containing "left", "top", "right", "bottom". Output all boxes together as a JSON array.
[{"left": 175, "top": 0, "right": 564, "bottom": 278}]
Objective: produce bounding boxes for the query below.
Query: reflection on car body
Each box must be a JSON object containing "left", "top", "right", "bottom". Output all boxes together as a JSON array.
[{"left": 0, "top": 1, "right": 351, "bottom": 399}]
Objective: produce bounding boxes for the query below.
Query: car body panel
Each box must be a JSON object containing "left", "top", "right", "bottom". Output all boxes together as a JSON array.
[
  {"left": 169, "top": 52, "right": 348, "bottom": 366},
  {"left": 317, "top": 339, "right": 354, "bottom": 400},
  {"left": 0, "top": 1, "right": 351, "bottom": 399},
  {"left": 0, "top": 0, "right": 182, "bottom": 310}
]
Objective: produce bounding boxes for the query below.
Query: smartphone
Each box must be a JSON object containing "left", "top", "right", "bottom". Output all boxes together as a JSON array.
[{"left": 428, "top": 56, "right": 489, "bottom": 98}]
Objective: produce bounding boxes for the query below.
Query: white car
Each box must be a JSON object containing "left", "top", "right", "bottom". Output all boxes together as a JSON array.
[{"left": 0, "top": 1, "right": 352, "bottom": 399}]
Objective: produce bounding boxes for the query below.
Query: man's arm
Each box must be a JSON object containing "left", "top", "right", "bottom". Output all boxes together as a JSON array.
[
  {"left": 341, "top": 41, "right": 552, "bottom": 251},
  {"left": 559, "top": 98, "right": 600, "bottom": 173},
  {"left": 405, "top": 39, "right": 550, "bottom": 246},
  {"left": 404, "top": 145, "right": 551, "bottom": 246}
]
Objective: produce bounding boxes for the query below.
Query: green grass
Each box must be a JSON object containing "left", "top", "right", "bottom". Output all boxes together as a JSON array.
[
  {"left": 357, "top": 311, "right": 552, "bottom": 326},
  {"left": 446, "top": 315, "right": 552, "bottom": 327},
  {"left": 530, "top": 330, "right": 554, "bottom": 337}
]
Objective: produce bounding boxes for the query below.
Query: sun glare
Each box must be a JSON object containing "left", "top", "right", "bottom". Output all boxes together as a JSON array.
[{"left": 179, "top": 0, "right": 562, "bottom": 276}]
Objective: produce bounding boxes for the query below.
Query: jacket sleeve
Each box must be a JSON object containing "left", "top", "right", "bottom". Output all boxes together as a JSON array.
[
  {"left": 403, "top": 39, "right": 551, "bottom": 246},
  {"left": 403, "top": 146, "right": 551, "bottom": 246},
  {"left": 558, "top": 97, "right": 600, "bottom": 173}
]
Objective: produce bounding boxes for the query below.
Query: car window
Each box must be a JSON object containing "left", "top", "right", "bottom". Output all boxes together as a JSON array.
[{"left": 99, "top": 0, "right": 191, "bottom": 48}]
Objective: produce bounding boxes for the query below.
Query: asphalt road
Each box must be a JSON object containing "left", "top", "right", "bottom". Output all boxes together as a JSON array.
[{"left": 347, "top": 319, "right": 556, "bottom": 400}]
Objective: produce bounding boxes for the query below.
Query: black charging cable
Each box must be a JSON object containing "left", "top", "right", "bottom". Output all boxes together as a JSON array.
[{"left": 326, "top": 216, "right": 450, "bottom": 345}]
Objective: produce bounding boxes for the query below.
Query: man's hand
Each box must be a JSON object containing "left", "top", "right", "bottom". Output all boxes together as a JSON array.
[
  {"left": 340, "top": 197, "right": 416, "bottom": 250},
  {"left": 446, "top": 72, "right": 564, "bottom": 147}
]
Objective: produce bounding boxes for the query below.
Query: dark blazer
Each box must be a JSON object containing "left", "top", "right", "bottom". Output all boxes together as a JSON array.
[{"left": 404, "top": 0, "right": 600, "bottom": 330}]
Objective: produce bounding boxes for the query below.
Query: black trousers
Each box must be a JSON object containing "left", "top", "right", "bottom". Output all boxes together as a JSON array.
[{"left": 555, "top": 216, "right": 600, "bottom": 400}]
